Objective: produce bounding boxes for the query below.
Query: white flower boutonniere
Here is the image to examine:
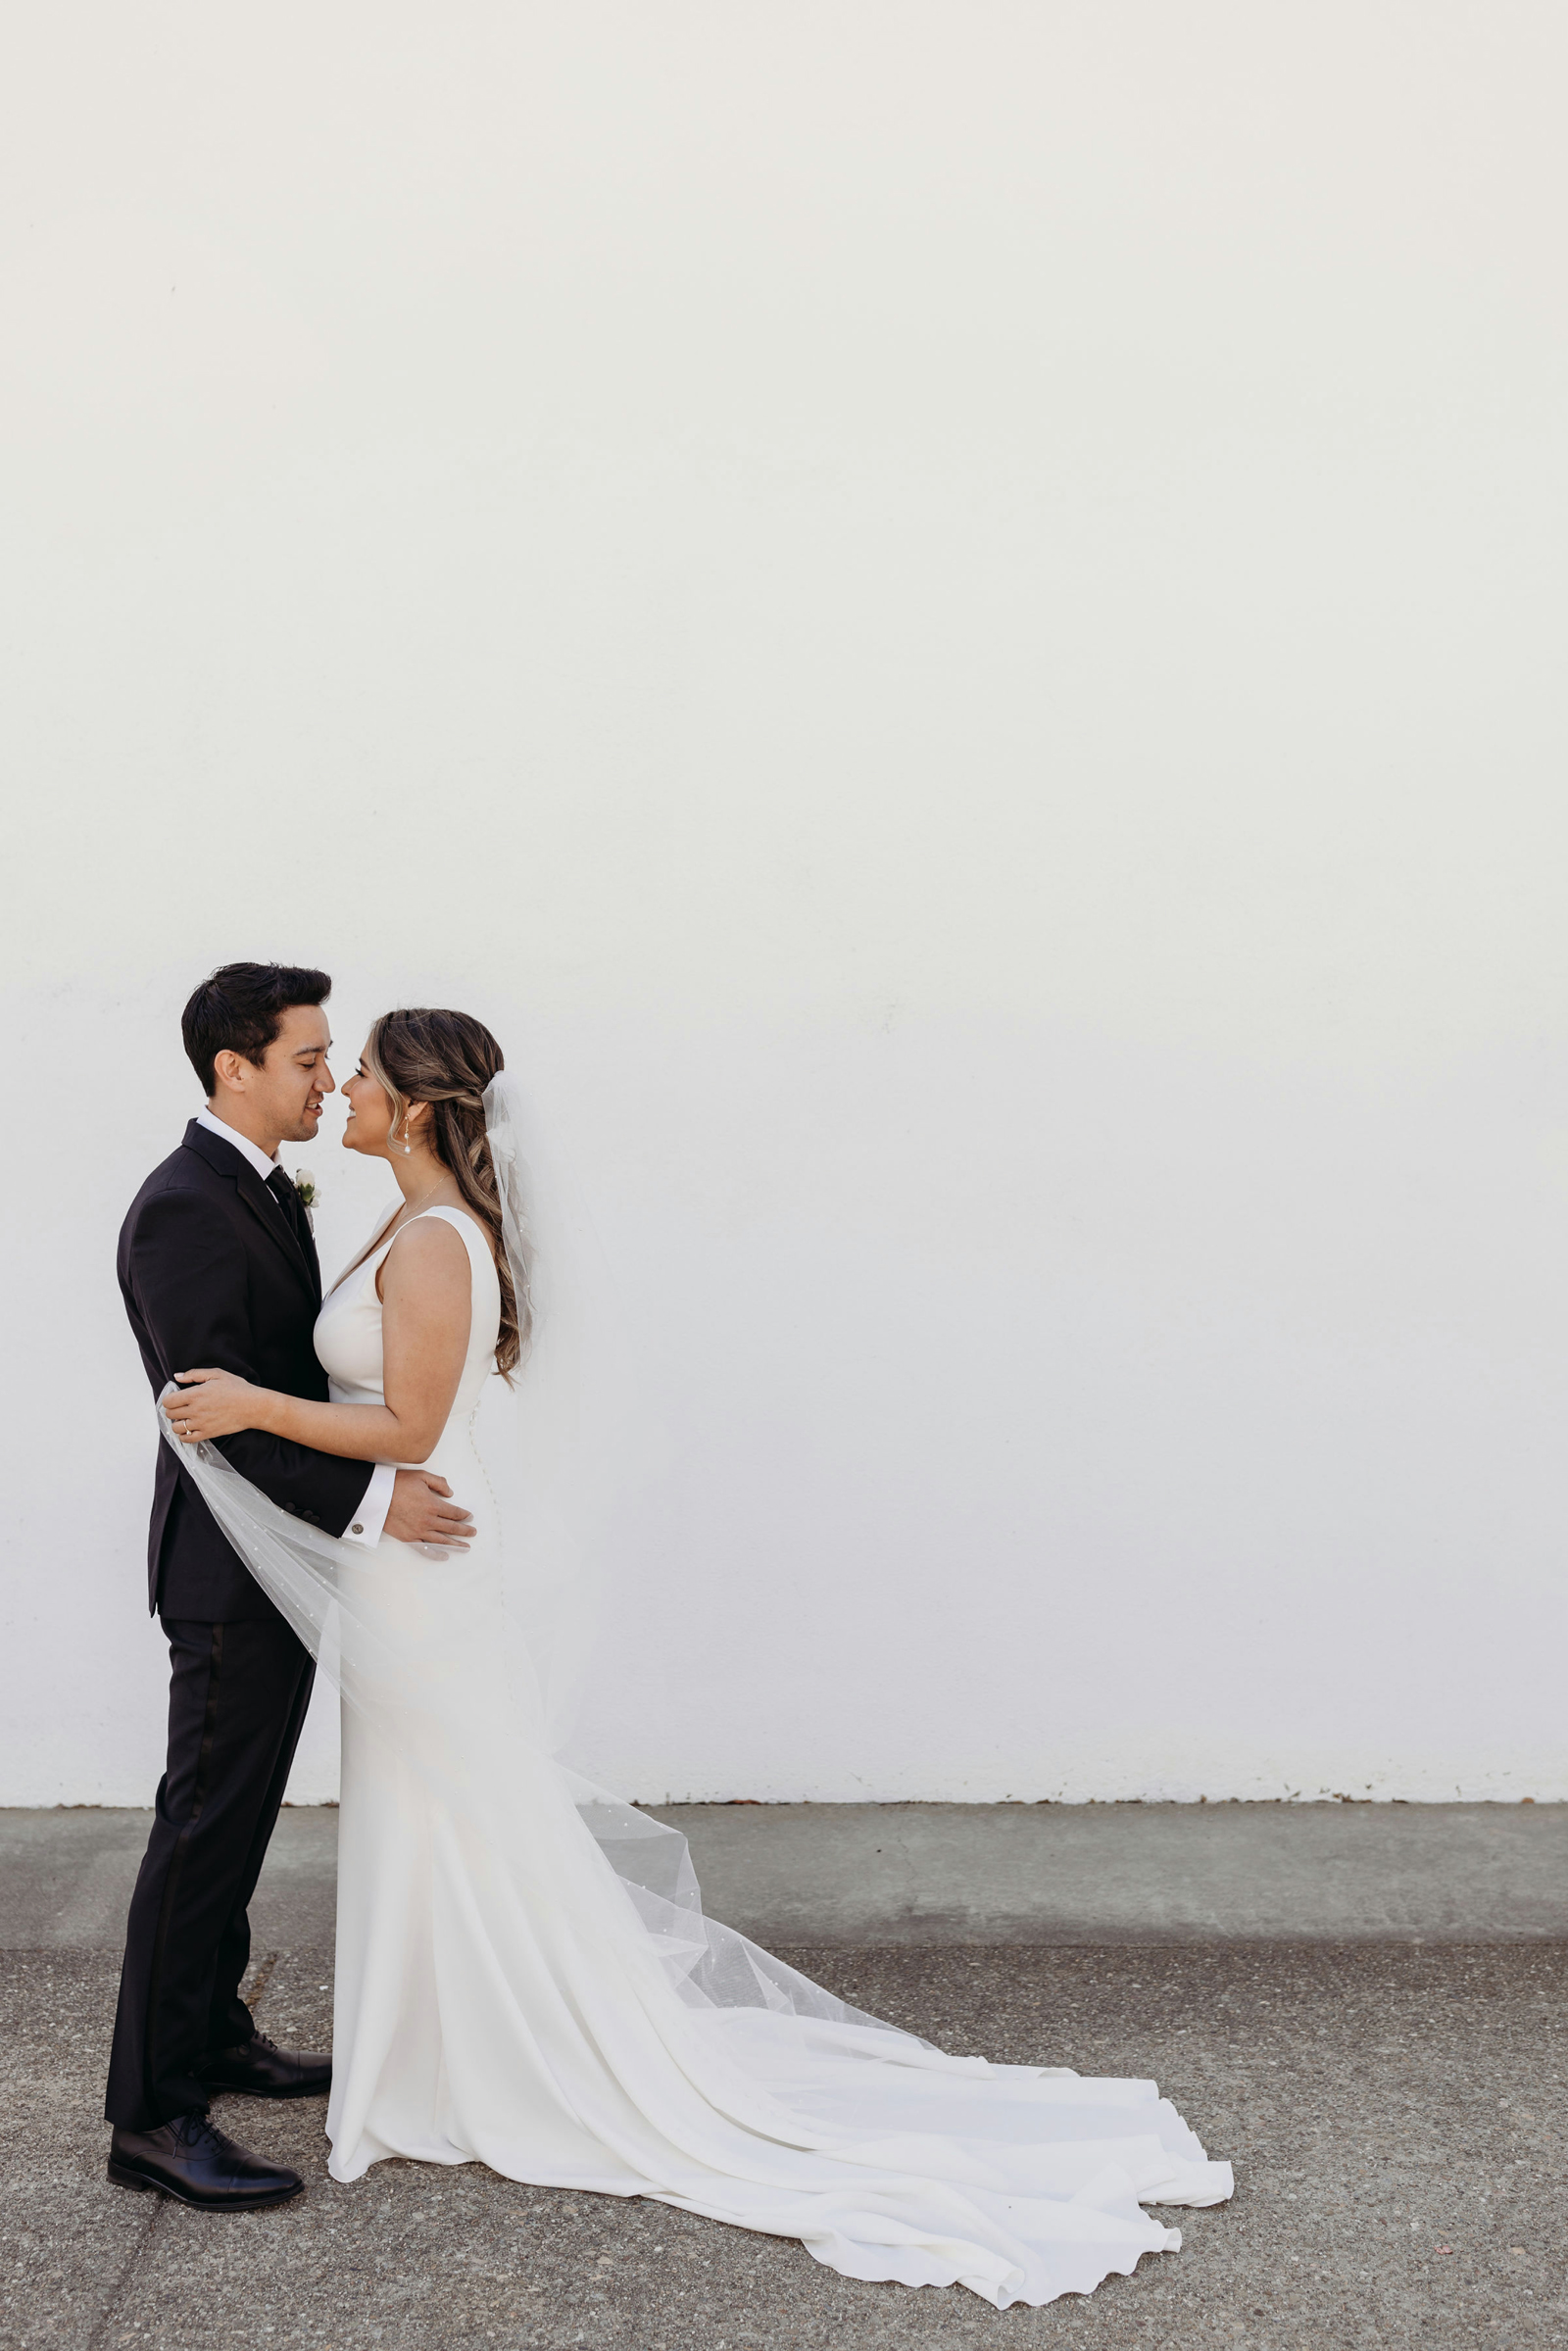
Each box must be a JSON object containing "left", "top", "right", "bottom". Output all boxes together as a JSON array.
[{"left": 293, "top": 1170, "right": 318, "bottom": 1232}]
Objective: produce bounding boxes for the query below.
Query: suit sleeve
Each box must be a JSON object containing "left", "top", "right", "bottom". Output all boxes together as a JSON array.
[{"left": 128, "top": 1188, "right": 376, "bottom": 1539}]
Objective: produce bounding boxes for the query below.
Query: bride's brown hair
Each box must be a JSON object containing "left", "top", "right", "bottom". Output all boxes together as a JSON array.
[{"left": 363, "top": 1007, "right": 526, "bottom": 1376}]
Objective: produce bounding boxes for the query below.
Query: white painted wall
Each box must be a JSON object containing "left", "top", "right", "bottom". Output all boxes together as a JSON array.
[{"left": 3, "top": 3, "right": 1566, "bottom": 1806}]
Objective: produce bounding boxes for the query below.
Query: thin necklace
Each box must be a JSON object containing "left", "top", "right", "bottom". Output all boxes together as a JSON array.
[
  {"left": 334, "top": 1176, "right": 454, "bottom": 1295},
  {"left": 388, "top": 1177, "right": 449, "bottom": 1235}
]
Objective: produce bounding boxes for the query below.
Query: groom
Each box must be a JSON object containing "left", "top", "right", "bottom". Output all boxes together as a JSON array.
[{"left": 106, "top": 962, "right": 474, "bottom": 2209}]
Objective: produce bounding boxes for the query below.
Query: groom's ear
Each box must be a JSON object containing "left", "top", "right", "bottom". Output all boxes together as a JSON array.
[{"left": 211, "top": 1048, "right": 253, "bottom": 1097}]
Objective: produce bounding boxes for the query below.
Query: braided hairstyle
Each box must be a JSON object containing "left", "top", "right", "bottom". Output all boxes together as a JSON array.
[{"left": 363, "top": 1007, "right": 527, "bottom": 1376}]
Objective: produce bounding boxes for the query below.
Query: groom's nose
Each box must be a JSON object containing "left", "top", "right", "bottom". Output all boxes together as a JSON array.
[{"left": 319, "top": 1063, "right": 337, "bottom": 1094}]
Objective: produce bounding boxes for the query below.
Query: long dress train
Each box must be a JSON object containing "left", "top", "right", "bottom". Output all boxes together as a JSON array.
[{"left": 172, "top": 1201, "right": 1232, "bottom": 2309}]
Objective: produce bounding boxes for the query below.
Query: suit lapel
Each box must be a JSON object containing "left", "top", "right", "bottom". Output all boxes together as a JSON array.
[
  {"left": 238, "top": 1162, "right": 319, "bottom": 1304},
  {"left": 292, "top": 1189, "right": 325, "bottom": 1302},
  {"left": 182, "top": 1122, "right": 319, "bottom": 1306}
]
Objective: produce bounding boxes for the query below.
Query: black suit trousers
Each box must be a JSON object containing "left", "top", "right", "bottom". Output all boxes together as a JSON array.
[{"left": 105, "top": 1613, "right": 316, "bottom": 2131}]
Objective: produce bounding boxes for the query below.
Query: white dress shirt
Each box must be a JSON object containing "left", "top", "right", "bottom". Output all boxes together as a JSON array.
[{"left": 192, "top": 1107, "right": 395, "bottom": 1548}]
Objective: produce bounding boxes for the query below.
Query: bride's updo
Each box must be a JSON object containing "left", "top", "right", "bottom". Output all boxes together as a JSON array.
[{"left": 363, "top": 1007, "right": 527, "bottom": 1376}]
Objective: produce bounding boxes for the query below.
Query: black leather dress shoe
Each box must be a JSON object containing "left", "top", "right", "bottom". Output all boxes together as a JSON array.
[
  {"left": 202, "top": 2030, "right": 332, "bottom": 2099},
  {"left": 107, "top": 2113, "right": 303, "bottom": 2210}
]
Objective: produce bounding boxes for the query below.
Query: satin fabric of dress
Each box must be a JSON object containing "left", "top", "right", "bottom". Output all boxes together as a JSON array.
[{"left": 292, "top": 1203, "right": 1233, "bottom": 2308}]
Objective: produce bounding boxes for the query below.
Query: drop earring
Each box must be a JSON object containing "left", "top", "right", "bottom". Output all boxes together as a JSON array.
[{"left": 399, "top": 1118, "right": 413, "bottom": 1155}]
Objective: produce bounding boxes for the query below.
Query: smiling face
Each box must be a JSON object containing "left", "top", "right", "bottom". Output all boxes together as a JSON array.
[
  {"left": 342, "top": 1039, "right": 399, "bottom": 1158},
  {"left": 210, "top": 1003, "right": 334, "bottom": 1151}
]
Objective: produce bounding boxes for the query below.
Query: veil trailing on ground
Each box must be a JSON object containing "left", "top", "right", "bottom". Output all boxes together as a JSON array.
[
  {"left": 159, "top": 1074, "right": 887, "bottom": 2033},
  {"left": 155, "top": 1069, "right": 1231, "bottom": 2307}
]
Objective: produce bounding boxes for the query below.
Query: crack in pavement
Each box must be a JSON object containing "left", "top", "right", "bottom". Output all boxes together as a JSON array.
[
  {"left": 240, "top": 1947, "right": 282, "bottom": 2011},
  {"left": 83, "top": 2200, "right": 164, "bottom": 2351}
]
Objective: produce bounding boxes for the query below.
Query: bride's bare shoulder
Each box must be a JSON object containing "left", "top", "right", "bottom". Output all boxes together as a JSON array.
[{"left": 376, "top": 1210, "right": 473, "bottom": 1305}]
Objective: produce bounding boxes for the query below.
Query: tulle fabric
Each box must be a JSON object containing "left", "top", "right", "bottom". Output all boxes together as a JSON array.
[
  {"left": 153, "top": 1077, "right": 1232, "bottom": 2307},
  {"left": 161, "top": 1406, "right": 1230, "bottom": 2304}
]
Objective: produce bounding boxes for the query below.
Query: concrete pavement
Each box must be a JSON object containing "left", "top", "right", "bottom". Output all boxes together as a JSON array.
[
  {"left": 3, "top": 1804, "right": 1565, "bottom": 2350},
  {"left": 6, "top": 1799, "right": 1566, "bottom": 1951}
]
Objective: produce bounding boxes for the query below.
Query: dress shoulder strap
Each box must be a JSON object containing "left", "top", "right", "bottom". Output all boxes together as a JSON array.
[{"left": 395, "top": 1204, "right": 495, "bottom": 1272}]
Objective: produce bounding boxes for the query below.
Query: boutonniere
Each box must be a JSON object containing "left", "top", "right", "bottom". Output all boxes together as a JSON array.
[{"left": 292, "top": 1170, "right": 318, "bottom": 1232}]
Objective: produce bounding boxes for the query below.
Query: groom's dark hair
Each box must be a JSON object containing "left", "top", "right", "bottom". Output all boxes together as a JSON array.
[{"left": 182, "top": 962, "right": 332, "bottom": 1097}]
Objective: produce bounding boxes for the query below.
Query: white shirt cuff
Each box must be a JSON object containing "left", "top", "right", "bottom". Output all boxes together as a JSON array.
[{"left": 341, "top": 1461, "right": 396, "bottom": 1548}]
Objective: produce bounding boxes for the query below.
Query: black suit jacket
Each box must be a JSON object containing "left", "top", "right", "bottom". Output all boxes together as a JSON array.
[{"left": 119, "top": 1119, "right": 375, "bottom": 1620}]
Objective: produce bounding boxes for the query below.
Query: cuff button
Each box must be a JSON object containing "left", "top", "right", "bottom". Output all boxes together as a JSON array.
[{"left": 351, "top": 1523, "right": 364, "bottom": 1535}]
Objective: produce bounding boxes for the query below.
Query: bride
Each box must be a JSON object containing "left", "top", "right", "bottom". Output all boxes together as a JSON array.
[{"left": 165, "top": 1005, "right": 1232, "bottom": 2310}]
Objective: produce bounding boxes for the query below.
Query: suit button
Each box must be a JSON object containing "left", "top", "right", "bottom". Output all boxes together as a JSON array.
[{"left": 351, "top": 1523, "right": 364, "bottom": 1535}]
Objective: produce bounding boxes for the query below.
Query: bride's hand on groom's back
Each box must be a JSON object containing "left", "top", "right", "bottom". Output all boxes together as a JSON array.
[{"left": 385, "top": 1470, "right": 474, "bottom": 1553}]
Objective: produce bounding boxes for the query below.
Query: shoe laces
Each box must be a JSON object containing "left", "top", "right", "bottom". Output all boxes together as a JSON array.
[
  {"left": 172, "top": 2111, "right": 223, "bottom": 2153},
  {"left": 212, "top": 2030, "right": 279, "bottom": 2063}
]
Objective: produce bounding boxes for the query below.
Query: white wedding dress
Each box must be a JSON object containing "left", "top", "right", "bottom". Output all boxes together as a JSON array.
[{"left": 271, "top": 1201, "right": 1233, "bottom": 2308}]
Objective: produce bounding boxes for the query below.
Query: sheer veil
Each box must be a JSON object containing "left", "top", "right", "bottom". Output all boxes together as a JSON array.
[
  {"left": 158, "top": 1073, "right": 894, "bottom": 2034},
  {"left": 154, "top": 1070, "right": 1232, "bottom": 2306}
]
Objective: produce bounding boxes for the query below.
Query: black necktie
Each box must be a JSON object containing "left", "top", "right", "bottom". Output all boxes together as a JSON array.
[{"left": 267, "top": 1167, "right": 304, "bottom": 1242}]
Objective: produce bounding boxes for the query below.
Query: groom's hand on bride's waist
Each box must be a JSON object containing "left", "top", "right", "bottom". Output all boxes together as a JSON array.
[{"left": 384, "top": 1470, "right": 474, "bottom": 1552}]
